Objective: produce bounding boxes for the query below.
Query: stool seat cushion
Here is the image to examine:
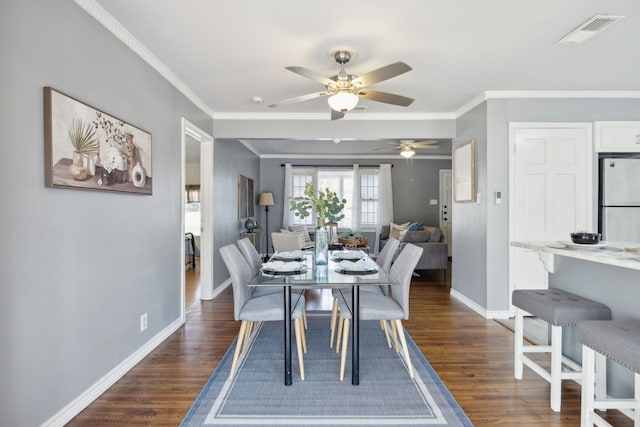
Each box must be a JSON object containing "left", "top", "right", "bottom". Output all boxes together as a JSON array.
[
  {"left": 512, "top": 289, "right": 611, "bottom": 326},
  {"left": 577, "top": 319, "right": 640, "bottom": 374}
]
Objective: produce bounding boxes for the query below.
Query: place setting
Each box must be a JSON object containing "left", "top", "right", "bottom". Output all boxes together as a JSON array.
[
  {"left": 261, "top": 260, "right": 308, "bottom": 276},
  {"left": 335, "top": 258, "right": 379, "bottom": 275},
  {"left": 331, "top": 249, "right": 367, "bottom": 262},
  {"left": 271, "top": 250, "right": 306, "bottom": 262}
]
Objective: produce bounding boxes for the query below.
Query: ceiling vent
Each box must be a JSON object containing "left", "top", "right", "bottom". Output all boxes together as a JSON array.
[{"left": 558, "top": 15, "right": 625, "bottom": 44}]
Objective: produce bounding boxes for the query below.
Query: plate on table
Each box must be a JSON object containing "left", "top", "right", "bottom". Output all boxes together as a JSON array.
[
  {"left": 335, "top": 259, "right": 378, "bottom": 275},
  {"left": 335, "top": 267, "right": 378, "bottom": 275},
  {"left": 332, "top": 250, "right": 366, "bottom": 261},
  {"left": 558, "top": 241, "right": 610, "bottom": 251},
  {"left": 261, "top": 261, "right": 307, "bottom": 275},
  {"left": 272, "top": 251, "right": 305, "bottom": 262}
]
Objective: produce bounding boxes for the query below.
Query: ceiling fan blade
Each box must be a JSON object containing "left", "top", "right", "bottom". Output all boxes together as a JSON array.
[
  {"left": 285, "top": 66, "right": 336, "bottom": 87},
  {"left": 357, "top": 89, "right": 414, "bottom": 107},
  {"left": 268, "top": 91, "right": 330, "bottom": 108},
  {"left": 351, "top": 62, "right": 412, "bottom": 87},
  {"left": 331, "top": 109, "right": 345, "bottom": 121}
]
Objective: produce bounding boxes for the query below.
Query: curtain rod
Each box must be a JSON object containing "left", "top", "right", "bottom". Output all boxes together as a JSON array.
[{"left": 280, "top": 164, "right": 392, "bottom": 168}]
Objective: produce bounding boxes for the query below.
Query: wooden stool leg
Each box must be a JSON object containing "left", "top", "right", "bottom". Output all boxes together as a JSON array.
[
  {"left": 634, "top": 372, "right": 640, "bottom": 425},
  {"left": 329, "top": 297, "right": 338, "bottom": 348},
  {"left": 294, "top": 319, "right": 305, "bottom": 381},
  {"left": 339, "top": 319, "right": 350, "bottom": 381},
  {"left": 336, "top": 315, "right": 344, "bottom": 354},
  {"left": 229, "top": 321, "right": 248, "bottom": 380}
]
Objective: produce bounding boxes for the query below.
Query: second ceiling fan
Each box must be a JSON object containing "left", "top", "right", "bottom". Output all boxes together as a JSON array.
[{"left": 269, "top": 48, "right": 414, "bottom": 120}]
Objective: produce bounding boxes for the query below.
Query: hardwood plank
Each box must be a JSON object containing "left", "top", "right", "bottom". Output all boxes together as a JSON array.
[{"left": 67, "top": 265, "right": 632, "bottom": 426}]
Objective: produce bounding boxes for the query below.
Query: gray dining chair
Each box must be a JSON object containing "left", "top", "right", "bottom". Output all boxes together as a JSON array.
[
  {"left": 236, "top": 238, "right": 308, "bottom": 329},
  {"left": 329, "top": 237, "right": 400, "bottom": 349},
  {"left": 336, "top": 243, "right": 423, "bottom": 380},
  {"left": 219, "top": 244, "right": 307, "bottom": 380}
]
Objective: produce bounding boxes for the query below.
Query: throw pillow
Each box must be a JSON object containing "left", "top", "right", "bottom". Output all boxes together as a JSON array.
[
  {"left": 288, "top": 225, "right": 312, "bottom": 245},
  {"left": 407, "top": 222, "right": 423, "bottom": 231},
  {"left": 389, "top": 222, "right": 410, "bottom": 240}
]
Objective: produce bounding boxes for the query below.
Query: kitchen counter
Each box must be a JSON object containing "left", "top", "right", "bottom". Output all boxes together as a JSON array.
[
  {"left": 511, "top": 239, "right": 640, "bottom": 398},
  {"left": 511, "top": 240, "right": 640, "bottom": 272}
]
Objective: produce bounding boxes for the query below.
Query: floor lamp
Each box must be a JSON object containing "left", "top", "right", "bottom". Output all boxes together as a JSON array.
[{"left": 258, "top": 192, "right": 275, "bottom": 260}]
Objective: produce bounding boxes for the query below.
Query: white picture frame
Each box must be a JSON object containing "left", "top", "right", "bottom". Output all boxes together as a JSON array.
[{"left": 453, "top": 139, "right": 476, "bottom": 202}]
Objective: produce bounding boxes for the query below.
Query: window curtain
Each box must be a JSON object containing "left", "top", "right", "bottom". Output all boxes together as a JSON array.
[
  {"left": 375, "top": 163, "right": 394, "bottom": 254},
  {"left": 185, "top": 185, "right": 200, "bottom": 203},
  {"left": 282, "top": 163, "right": 293, "bottom": 227},
  {"left": 351, "top": 164, "right": 361, "bottom": 231}
]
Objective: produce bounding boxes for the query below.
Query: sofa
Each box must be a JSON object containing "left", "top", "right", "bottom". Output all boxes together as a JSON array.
[{"left": 379, "top": 224, "right": 448, "bottom": 272}]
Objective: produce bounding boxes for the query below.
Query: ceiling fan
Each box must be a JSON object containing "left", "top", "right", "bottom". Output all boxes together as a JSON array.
[
  {"left": 269, "top": 48, "right": 414, "bottom": 120},
  {"left": 376, "top": 140, "right": 440, "bottom": 158}
]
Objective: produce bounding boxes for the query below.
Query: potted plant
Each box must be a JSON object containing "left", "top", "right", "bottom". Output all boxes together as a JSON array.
[
  {"left": 288, "top": 182, "right": 347, "bottom": 264},
  {"left": 338, "top": 230, "right": 368, "bottom": 247},
  {"left": 288, "top": 182, "right": 346, "bottom": 226},
  {"left": 68, "top": 118, "right": 99, "bottom": 180}
]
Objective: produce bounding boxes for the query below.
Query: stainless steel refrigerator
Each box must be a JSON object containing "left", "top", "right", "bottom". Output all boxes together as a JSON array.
[{"left": 599, "top": 157, "right": 640, "bottom": 242}]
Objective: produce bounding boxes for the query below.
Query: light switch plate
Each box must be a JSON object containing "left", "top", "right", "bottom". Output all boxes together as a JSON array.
[{"left": 429, "top": 199, "right": 438, "bottom": 205}]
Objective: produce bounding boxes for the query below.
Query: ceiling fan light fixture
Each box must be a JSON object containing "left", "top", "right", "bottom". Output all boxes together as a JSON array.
[
  {"left": 328, "top": 92, "right": 359, "bottom": 113},
  {"left": 400, "top": 148, "right": 415, "bottom": 158}
]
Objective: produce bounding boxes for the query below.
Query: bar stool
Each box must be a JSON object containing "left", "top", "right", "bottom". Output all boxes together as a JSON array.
[
  {"left": 577, "top": 319, "right": 640, "bottom": 427},
  {"left": 512, "top": 289, "right": 611, "bottom": 412}
]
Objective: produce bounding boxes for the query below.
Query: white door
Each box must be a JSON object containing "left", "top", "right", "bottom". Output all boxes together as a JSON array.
[
  {"left": 439, "top": 169, "right": 452, "bottom": 257},
  {"left": 509, "top": 123, "right": 592, "bottom": 305}
]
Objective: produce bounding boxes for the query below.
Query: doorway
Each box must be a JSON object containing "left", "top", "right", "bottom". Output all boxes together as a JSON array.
[{"left": 181, "top": 119, "right": 214, "bottom": 320}]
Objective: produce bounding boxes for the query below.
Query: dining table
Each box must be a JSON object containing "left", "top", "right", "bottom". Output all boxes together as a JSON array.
[{"left": 248, "top": 249, "right": 398, "bottom": 386}]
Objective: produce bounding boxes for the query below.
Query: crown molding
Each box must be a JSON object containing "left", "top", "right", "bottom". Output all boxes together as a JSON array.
[
  {"left": 212, "top": 112, "right": 456, "bottom": 121},
  {"left": 259, "top": 153, "right": 451, "bottom": 160},
  {"left": 456, "top": 90, "right": 640, "bottom": 117},
  {"left": 73, "top": 0, "right": 215, "bottom": 118}
]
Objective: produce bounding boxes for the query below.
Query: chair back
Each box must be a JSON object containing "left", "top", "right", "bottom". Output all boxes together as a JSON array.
[
  {"left": 389, "top": 243, "right": 423, "bottom": 319},
  {"left": 376, "top": 237, "right": 400, "bottom": 273},
  {"left": 271, "top": 232, "right": 305, "bottom": 251},
  {"left": 219, "top": 244, "right": 255, "bottom": 320},
  {"left": 236, "top": 238, "right": 262, "bottom": 274}
]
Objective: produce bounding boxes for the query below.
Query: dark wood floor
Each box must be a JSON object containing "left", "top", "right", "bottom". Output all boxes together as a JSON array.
[{"left": 67, "top": 264, "right": 631, "bottom": 426}]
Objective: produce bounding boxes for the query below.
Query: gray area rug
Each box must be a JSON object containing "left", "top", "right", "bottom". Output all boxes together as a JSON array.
[{"left": 181, "top": 315, "right": 473, "bottom": 426}]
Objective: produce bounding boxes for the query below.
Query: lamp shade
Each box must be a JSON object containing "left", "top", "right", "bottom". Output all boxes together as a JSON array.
[
  {"left": 327, "top": 92, "right": 359, "bottom": 113},
  {"left": 258, "top": 192, "right": 275, "bottom": 206},
  {"left": 400, "top": 148, "right": 415, "bottom": 158}
]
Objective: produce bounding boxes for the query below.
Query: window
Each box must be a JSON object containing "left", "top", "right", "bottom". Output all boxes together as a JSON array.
[
  {"left": 360, "top": 172, "right": 379, "bottom": 227},
  {"left": 288, "top": 167, "right": 379, "bottom": 230}
]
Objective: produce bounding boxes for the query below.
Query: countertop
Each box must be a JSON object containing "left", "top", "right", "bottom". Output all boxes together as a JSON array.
[{"left": 511, "top": 240, "right": 640, "bottom": 271}]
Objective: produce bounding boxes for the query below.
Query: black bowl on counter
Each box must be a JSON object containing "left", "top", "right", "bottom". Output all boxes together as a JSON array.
[{"left": 570, "top": 232, "right": 601, "bottom": 245}]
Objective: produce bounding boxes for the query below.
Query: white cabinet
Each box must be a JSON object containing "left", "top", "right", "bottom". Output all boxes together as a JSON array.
[{"left": 594, "top": 121, "right": 640, "bottom": 152}]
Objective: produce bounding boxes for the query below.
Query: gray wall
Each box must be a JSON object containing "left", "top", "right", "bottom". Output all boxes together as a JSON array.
[
  {"left": 258, "top": 157, "right": 451, "bottom": 251},
  {"left": 0, "top": 1, "right": 212, "bottom": 425},
  {"left": 453, "top": 98, "right": 640, "bottom": 314},
  {"left": 452, "top": 102, "right": 488, "bottom": 307},
  {"left": 213, "top": 140, "right": 260, "bottom": 288}
]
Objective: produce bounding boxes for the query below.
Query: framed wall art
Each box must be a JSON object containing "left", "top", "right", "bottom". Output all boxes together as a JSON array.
[
  {"left": 238, "top": 174, "right": 254, "bottom": 219},
  {"left": 44, "top": 87, "right": 152, "bottom": 194},
  {"left": 453, "top": 139, "right": 476, "bottom": 203}
]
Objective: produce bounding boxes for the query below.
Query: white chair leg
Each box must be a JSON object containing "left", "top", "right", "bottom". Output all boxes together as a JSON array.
[
  {"left": 550, "top": 324, "right": 563, "bottom": 412},
  {"left": 294, "top": 319, "right": 305, "bottom": 381},
  {"left": 581, "top": 345, "right": 595, "bottom": 427},
  {"left": 595, "top": 352, "right": 607, "bottom": 403},
  {"left": 514, "top": 308, "right": 524, "bottom": 380},
  {"left": 329, "top": 297, "right": 338, "bottom": 348},
  {"left": 229, "top": 321, "right": 248, "bottom": 380},
  {"left": 395, "top": 319, "right": 414, "bottom": 379},
  {"left": 339, "top": 319, "right": 350, "bottom": 381}
]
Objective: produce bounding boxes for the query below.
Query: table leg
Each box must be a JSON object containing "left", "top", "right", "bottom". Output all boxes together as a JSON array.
[
  {"left": 284, "top": 286, "right": 292, "bottom": 386},
  {"left": 352, "top": 284, "right": 360, "bottom": 386}
]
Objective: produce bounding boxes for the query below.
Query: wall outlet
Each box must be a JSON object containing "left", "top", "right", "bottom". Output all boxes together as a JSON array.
[{"left": 140, "top": 313, "right": 148, "bottom": 332}]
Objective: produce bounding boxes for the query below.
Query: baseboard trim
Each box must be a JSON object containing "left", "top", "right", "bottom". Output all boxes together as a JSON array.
[
  {"left": 450, "top": 289, "right": 510, "bottom": 319},
  {"left": 212, "top": 278, "right": 231, "bottom": 298},
  {"left": 42, "top": 317, "right": 185, "bottom": 427}
]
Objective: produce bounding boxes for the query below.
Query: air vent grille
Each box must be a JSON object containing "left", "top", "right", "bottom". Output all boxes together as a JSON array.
[{"left": 558, "top": 15, "right": 625, "bottom": 44}]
